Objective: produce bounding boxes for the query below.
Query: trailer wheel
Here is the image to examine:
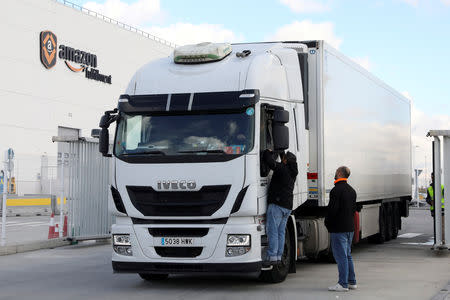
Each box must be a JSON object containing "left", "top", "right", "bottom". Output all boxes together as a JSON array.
[
  {"left": 139, "top": 273, "right": 169, "bottom": 281},
  {"left": 391, "top": 203, "right": 399, "bottom": 239},
  {"left": 368, "top": 205, "right": 386, "bottom": 244},
  {"left": 384, "top": 203, "right": 393, "bottom": 241},
  {"left": 259, "top": 227, "right": 291, "bottom": 283}
]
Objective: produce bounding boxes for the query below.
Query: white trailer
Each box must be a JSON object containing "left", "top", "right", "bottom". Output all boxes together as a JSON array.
[{"left": 98, "top": 41, "right": 411, "bottom": 283}]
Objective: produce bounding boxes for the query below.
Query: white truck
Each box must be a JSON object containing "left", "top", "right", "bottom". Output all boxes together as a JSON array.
[{"left": 98, "top": 41, "right": 411, "bottom": 283}]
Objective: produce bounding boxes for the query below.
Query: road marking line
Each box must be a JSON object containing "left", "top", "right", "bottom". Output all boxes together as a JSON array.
[
  {"left": 398, "top": 233, "right": 423, "bottom": 238},
  {"left": 401, "top": 238, "right": 434, "bottom": 246}
]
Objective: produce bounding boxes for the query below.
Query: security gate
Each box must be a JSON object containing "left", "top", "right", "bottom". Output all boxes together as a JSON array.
[{"left": 53, "top": 135, "right": 112, "bottom": 240}]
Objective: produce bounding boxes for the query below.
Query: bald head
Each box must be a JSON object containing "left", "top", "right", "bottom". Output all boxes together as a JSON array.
[{"left": 335, "top": 166, "right": 351, "bottom": 179}]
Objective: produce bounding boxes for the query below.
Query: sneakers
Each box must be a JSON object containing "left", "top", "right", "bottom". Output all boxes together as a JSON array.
[
  {"left": 328, "top": 283, "right": 349, "bottom": 292},
  {"left": 349, "top": 284, "right": 357, "bottom": 290}
]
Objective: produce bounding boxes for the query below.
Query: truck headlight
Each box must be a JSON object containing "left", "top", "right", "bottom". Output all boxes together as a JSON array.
[
  {"left": 227, "top": 234, "right": 251, "bottom": 246},
  {"left": 113, "top": 234, "right": 131, "bottom": 246},
  {"left": 226, "top": 234, "right": 251, "bottom": 256},
  {"left": 113, "top": 234, "right": 132, "bottom": 256}
]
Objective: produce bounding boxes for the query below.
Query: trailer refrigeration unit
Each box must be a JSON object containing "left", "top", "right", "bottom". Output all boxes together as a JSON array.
[{"left": 98, "top": 41, "right": 411, "bottom": 283}]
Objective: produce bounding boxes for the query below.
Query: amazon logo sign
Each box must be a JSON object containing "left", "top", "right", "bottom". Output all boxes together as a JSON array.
[{"left": 39, "top": 30, "right": 112, "bottom": 84}]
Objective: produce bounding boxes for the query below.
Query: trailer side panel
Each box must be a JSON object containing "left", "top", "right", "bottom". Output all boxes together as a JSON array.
[{"left": 321, "top": 44, "right": 411, "bottom": 204}]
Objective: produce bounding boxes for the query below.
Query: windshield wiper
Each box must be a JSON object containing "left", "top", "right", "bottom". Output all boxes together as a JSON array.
[
  {"left": 123, "top": 150, "right": 166, "bottom": 156},
  {"left": 177, "top": 149, "right": 226, "bottom": 154}
]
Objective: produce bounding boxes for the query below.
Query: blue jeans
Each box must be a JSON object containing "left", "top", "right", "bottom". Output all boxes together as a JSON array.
[
  {"left": 330, "top": 232, "right": 356, "bottom": 288},
  {"left": 266, "top": 204, "right": 291, "bottom": 261}
]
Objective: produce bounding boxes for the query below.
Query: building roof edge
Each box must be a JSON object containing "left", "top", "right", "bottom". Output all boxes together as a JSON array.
[{"left": 53, "top": 0, "right": 177, "bottom": 49}]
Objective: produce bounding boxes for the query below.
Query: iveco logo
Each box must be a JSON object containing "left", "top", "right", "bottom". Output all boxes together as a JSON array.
[{"left": 157, "top": 180, "right": 196, "bottom": 190}]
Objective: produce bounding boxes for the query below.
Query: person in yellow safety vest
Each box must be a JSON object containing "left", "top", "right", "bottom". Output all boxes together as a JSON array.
[{"left": 426, "top": 172, "right": 445, "bottom": 217}]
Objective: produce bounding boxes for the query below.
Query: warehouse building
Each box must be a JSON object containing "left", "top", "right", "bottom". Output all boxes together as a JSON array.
[{"left": 1, "top": 0, "right": 174, "bottom": 194}]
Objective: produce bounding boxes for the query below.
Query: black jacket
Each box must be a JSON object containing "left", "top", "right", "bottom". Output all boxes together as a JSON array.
[
  {"left": 325, "top": 180, "right": 357, "bottom": 233},
  {"left": 263, "top": 150, "right": 298, "bottom": 210}
]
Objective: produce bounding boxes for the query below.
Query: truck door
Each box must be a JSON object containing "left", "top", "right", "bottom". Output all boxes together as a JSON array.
[
  {"left": 257, "top": 102, "right": 273, "bottom": 215},
  {"left": 257, "top": 102, "right": 297, "bottom": 214},
  {"left": 289, "top": 103, "right": 301, "bottom": 208}
]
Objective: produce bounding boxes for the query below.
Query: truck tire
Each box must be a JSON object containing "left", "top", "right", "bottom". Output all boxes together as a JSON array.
[
  {"left": 368, "top": 205, "right": 386, "bottom": 244},
  {"left": 384, "top": 203, "right": 393, "bottom": 241},
  {"left": 139, "top": 273, "right": 169, "bottom": 281},
  {"left": 391, "top": 203, "right": 399, "bottom": 239},
  {"left": 391, "top": 222, "right": 399, "bottom": 239},
  {"left": 259, "top": 228, "right": 292, "bottom": 283}
]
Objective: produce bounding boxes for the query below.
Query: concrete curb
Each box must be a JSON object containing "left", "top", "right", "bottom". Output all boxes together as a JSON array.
[{"left": 0, "top": 238, "right": 71, "bottom": 256}]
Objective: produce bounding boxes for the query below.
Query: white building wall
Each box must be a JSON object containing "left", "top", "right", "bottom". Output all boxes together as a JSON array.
[{"left": 0, "top": 0, "right": 174, "bottom": 194}]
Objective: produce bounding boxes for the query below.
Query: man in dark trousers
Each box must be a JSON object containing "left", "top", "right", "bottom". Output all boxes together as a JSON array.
[
  {"left": 262, "top": 149, "right": 298, "bottom": 268},
  {"left": 325, "top": 166, "right": 357, "bottom": 292}
]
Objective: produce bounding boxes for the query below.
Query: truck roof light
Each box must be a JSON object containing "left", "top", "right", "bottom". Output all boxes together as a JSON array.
[
  {"left": 174, "top": 42, "right": 232, "bottom": 64},
  {"left": 239, "top": 93, "right": 255, "bottom": 98}
]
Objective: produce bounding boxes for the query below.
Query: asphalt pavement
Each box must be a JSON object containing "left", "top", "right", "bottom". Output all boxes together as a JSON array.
[{"left": 0, "top": 209, "right": 449, "bottom": 300}]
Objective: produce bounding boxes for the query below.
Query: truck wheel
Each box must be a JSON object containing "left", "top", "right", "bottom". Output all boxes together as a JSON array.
[
  {"left": 259, "top": 228, "right": 291, "bottom": 283},
  {"left": 391, "top": 223, "right": 399, "bottom": 239},
  {"left": 384, "top": 203, "right": 393, "bottom": 241},
  {"left": 139, "top": 273, "right": 169, "bottom": 281},
  {"left": 368, "top": 205, "right": 386, "bottom": 244},
  {"left": 391, "top": 203, "right": 399, "bottom": 239}
]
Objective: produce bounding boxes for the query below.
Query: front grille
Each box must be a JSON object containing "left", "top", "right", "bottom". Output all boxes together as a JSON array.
[
  {"left": 155, "top": 247, "right": 203, "bottom": 258},
  {"left": 149, "top": 228, "right": 209, "bottom": 237},
  {"left": 131, "top": 218, "right": 228, "bottom": 225},
  {"left": 127, "top": 185, "right": 231, "bottom": 216}
]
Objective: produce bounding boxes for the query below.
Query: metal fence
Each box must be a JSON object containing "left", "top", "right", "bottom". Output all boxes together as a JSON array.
[{"left": 54, "top": 136, "right": 112, "bottom": 241}]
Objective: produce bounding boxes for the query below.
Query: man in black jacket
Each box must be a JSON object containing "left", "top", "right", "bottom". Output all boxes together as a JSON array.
[
  {"left": 325, "top": 166, "right": 357, "bottom": 292},
  {"left": 262, "top": 149, "right": 298, "bottom": 268}
]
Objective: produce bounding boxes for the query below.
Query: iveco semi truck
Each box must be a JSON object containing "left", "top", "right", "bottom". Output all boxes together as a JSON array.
[{"left": 98, "top": 41, "right": 411, "bottom": 283}]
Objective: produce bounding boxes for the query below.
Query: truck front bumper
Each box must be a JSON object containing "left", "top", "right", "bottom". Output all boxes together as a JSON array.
[
  {"left": 112, "top": 261, "right": 262, "bottom": 274},
  {"left": 111, "top": 216, "right": 264, "bottom": 274}
]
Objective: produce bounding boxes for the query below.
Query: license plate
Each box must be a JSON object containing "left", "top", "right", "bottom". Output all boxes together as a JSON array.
[{"left": 160, "top": 237, "right": 195, "bottom": 246}]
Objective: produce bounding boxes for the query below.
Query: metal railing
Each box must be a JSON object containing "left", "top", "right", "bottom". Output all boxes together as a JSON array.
[{"left": 54, "top": 0, "right": 178, "bottom": 48}]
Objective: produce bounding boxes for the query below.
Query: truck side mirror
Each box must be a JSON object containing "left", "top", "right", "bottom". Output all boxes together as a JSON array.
[
  {"left": 273, "top": 110, "right": 289, "bottom": 151},
  {"left": 273, "top": 125, "right": 289, "bottom": 150},
  {"left": 99, "top": 128, "right": 110, "bottom": 157},
  {"left": 273, "top": 110, "right": 289, "bottom": 123},
  {"left": 98, "top": 108, "right": 118, "bottom": 157}
]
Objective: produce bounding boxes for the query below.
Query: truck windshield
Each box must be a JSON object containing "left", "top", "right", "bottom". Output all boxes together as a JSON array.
[{"left": 114, "top": 110, "right": 255, "bottom": 157}]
